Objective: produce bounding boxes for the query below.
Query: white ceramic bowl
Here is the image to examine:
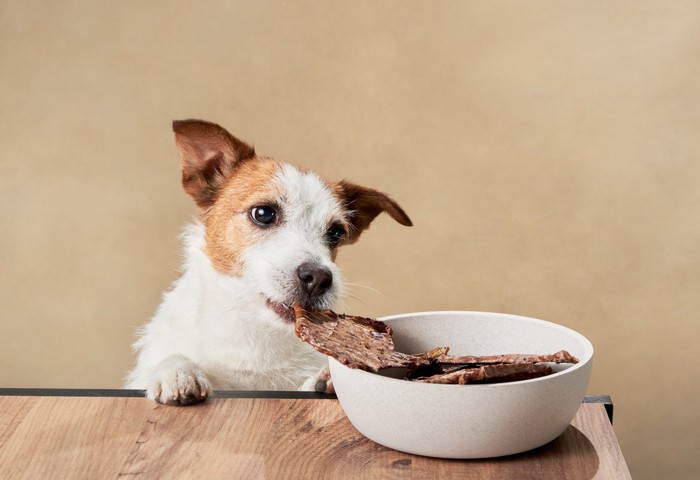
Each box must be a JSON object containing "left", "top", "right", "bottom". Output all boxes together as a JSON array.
[{"left": 329, "top": 311, "right": 593, "bottom": 459}]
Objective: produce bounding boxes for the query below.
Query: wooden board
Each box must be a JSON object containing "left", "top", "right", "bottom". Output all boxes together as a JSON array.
[{"left": 0, "top": 395, "right": 631, "bottom": 479}]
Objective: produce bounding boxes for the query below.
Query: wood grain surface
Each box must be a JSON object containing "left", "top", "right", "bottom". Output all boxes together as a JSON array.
[{"left": 0, "top": 395, "right": 630, "bottom": 479}]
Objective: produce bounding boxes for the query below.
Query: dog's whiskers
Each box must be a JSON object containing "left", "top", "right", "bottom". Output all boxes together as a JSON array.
[
  {"left": 339, "top": 292, "right": 370, "bottom": 309},
  {"left": 344, "top": 281, "right": 383, "bottom": 296},
  {"left": 335, "top": 298, "right": 350, "bottom": 311}
]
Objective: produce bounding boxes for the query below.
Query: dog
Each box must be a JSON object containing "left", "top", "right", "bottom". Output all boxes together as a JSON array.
[{"left": 125, "top": 119, "right": 412, "bottom": 405}]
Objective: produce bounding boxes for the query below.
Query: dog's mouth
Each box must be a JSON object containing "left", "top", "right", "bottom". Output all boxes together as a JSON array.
[{"left": 265, "top": 299, "right": 296, "bottom": 324}]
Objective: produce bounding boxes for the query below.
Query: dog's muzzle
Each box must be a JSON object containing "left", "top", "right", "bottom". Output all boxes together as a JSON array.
[{"left": 265, "top": 263, "right": 335, "bottom": 324}]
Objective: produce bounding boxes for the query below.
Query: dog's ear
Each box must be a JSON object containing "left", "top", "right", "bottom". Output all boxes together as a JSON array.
[
  {"left": 172, "top": 119, "right": 256, "bottom": 209},
  {"left": 335, "top": 181, "right": 412, "bottom": 244}
]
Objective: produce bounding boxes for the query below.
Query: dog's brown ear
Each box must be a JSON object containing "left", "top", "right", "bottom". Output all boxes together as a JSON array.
[
  {"left": 172, "top": 119, "right": 256, "bottom": 209},
  {"left": 334, "top": 181, "right": 412, "bottom": 244}
]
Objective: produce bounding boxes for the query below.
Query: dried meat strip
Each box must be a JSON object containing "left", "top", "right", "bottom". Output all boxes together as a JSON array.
[
  {"left": 413, "top": 363, "right": 554, "bottom": 384},
  {"left": 294, "top": 306, "right": 444, "bottom": 372},
  {"left": 436, "top": 350, "right": 579, "bottom": 365}
]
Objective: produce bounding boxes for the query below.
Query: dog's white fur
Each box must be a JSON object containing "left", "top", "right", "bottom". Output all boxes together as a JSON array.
[{"left": 125, "top": 120, "right": 410, "bottom": 405}]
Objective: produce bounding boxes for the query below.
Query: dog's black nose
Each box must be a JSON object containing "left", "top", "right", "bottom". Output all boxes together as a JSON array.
[{"left": 297, "top": 263, "right": 333, "bottom": 298}]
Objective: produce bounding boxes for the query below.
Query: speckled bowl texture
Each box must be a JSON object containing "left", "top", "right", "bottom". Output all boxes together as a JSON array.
[{"left": 329, "top": 311, "right": 593, "bottom": 459}]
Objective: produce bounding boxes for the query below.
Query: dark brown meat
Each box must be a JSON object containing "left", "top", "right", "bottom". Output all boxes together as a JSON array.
[
  {"left": 294, "top": 306, "right": 445, "bottom": 372},
  {"left": 436, "top": 350, "right": 579, "bottom": 365},
  {"left": 413, "top": 363, "right": 554, "bottom": 384}
]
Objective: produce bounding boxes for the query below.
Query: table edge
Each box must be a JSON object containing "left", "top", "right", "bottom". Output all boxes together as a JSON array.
[
  {"left": 0, "top": 388, "right": 613, "bottom": 422},
  {"left": 0, "top": 388, "right": 334, "bottom": 400}
]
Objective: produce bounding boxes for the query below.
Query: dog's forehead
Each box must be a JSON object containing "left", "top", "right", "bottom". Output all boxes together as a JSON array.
[{"left": 275, "top": 163, "right": 343, "bottom": 224}]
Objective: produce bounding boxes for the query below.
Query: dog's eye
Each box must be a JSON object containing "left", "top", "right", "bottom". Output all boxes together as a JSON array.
[
  {"left": 325, "top": 223, "right": 346, "bottom": 247},
  {"left": 250, "top": 205, "right": 278, "bottom": 226}
]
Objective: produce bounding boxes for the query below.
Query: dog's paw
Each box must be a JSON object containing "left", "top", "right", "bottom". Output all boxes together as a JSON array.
[
  {"left": 146, "top": 356, "right": 211, "bottom": 406},
  {"left": 301, "top": 367, "right": 334, "bottom": 394},
  {"left": 316, "top": 368, "right": 334, "bottom": 394}
]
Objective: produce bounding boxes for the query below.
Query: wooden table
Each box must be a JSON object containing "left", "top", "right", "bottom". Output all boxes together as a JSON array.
[{"left": 0, "top": 390, "right": 630, "bottom": 479}]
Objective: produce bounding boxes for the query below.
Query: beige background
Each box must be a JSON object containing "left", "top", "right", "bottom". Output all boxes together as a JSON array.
[{"left": 1, "top": 1, "right": 698, "bottom": 478}]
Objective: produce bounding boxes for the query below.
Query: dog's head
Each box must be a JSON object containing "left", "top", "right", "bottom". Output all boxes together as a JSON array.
[{"left": 172, "top": 119, "right": 412, "bottom": 324}]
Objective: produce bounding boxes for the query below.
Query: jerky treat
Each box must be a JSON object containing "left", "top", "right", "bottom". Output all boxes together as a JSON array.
[
  {"left": 294, "top": 306, "right": 444, "bottom": 372},
  {"left": 413, "top": 363, "right": 554, "bottom": 384},
  {"left": 436, "top": 350, "right": 579, "bottom": 366}
]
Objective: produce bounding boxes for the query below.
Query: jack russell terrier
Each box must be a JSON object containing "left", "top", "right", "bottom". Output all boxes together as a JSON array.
[{"left": 125, "top": 119, "right": 411, "bottom": 405}]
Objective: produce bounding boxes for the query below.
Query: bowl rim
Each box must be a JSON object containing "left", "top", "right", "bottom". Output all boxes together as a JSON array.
[{"left": 329, "top": 310, "right": 594, "bottom": 388}]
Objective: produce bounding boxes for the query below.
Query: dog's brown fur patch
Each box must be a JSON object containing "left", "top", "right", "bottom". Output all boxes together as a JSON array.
[
  {"left": 331, "top": 181, "right": 413, "bottom": 244},
  {"left": 173, "top": 119, "right": 256, "bottom": 209},
  {"left": 202, "top": 157, "right": 284, "bottom": 275}
]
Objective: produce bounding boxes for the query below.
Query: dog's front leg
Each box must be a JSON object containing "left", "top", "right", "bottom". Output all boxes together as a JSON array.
[{"left": 144, "top": 354, "right": 211, "bottom": 406}]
